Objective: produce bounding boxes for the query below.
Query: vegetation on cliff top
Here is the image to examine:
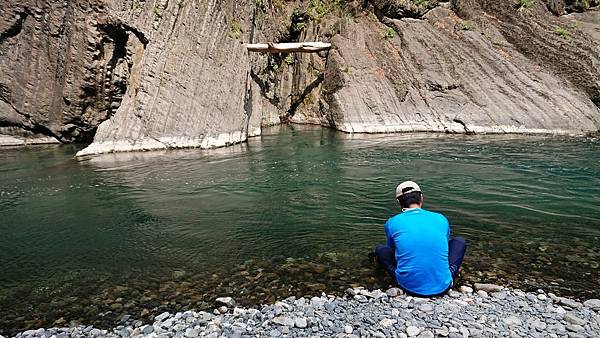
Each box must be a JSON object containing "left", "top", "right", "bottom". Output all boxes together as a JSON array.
[
  {"left": 554, "top": 26, "right": 572, "bottom": 40},
  {"left": 382, "top": 27, "right": 396, "bottom": 39},
  {"left": 230, "top": 21, "right": 243, "bottom": 39},
  {"left": 515, "top": 0, "right": 535, "bottom": 10}
]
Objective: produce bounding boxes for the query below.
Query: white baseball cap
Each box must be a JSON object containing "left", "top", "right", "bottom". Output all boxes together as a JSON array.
[{"left": 395, "top": 181, "right": 421, "bottom": 198}]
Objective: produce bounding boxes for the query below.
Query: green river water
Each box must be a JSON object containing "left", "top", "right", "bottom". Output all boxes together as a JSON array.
[{"left": 0, "top": 125, "right": 599, "bottom": 334}]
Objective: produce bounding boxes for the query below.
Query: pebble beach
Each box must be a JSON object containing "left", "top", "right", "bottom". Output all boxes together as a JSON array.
[{"left": 10, "top": 283, "right": 600, "bottom": 338}]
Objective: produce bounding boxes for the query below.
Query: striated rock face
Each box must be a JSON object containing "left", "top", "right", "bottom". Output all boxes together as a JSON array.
[
  {"left": 76, "top": 0, "right": 257, "bottom": 155},
  {"left": 1, "top": 0, "right": 599, "bottom": 154},
  {"left": 0, "top": 1, "right": 146, "bottom": 144},
  {"left": 319, "top": 6, "right": 599, "bottom": 134}
]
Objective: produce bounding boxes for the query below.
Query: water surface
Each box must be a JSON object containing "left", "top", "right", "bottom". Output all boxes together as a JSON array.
[{"left": 1, "top": 126, "right": 599, "bottom": 334}]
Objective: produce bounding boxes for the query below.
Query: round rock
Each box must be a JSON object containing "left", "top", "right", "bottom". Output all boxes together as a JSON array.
[
  {"left": 406, "top": 326, "right": 421, "bottom": 337},
  {"left": 386, "top": 288, "right": 403, "bottom": 297},
  {"left": 459, "top": 286, "right": 473, "bottom": 294}
]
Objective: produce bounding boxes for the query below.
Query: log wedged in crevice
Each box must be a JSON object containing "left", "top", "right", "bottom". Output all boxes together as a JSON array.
[{"left": 248, "top": 2, "right": 333, "bottom": 126}]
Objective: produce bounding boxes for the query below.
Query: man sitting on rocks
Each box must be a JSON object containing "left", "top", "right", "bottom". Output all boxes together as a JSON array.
[{"left": 373, "top": 181, "right": 467, "bottom": 297}]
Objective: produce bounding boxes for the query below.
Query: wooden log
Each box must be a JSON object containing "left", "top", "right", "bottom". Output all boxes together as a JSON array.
[{"left": 246, "top": 42, "right": 331, "bottom": 53}]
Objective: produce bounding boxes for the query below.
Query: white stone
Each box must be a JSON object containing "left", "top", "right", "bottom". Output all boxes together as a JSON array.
[
  {"left": 379, "top": 318, "right": 397, "bottom": 327},
  {"left": 215, "top": 297, "right": 235, "bottom": 307},
  {"left": 454, "top": 300, "right": 469, "bottom": 306},
  {"left": 554, "top": 306, "right": 567, "bottom": 314},
  {"left": 344, "top": 325, "right": 353, "bottom": 334},
  {"left": 558, "top": 297, "right": 582, "bottom": 308},
  {"left": 354, "top": 295, "right": 368, "bottom": 303},
  {"left": 448, "top": 290, "right": 461, "bottom": 298},
  {"left": 502, "top": 316, "right": 522, "bottom": 326},
  {"left": 367, "top": 289, "right": 386, "bottom": 298},
  {"left": 532, "top": 319, "right": 547, "bottom": 331},
  {"left": 184, "top": 328, "right": 198, "bottom": 338},
  {"left": 417, "top": 331, "right": 434, "bottom": 338},
  {"left": 459, "top": 286, "right": 473, "bottom": 294},
  {"left": 435, "top": 327, "right": 450, "bottom": 336},
  {"left": 155, "top": 312, "right": 171, "bottom": 322},
  {"left": 407, "top": 326, "right": 421, "bottom": 337},
  {"left": 513, "top": 290, "right": 526, "bottom": 297},
  {"left": 272, "top": 316, "right": 294, "bottom": 327},
  {"left": 233, "top": 307, "right": 246, "bottom": 316},
  {"left": 294, "top": 317, "right": 308, "bottom": 329},
  {"left": 310, "top": 296, "right": 325, "bottom": 307}
]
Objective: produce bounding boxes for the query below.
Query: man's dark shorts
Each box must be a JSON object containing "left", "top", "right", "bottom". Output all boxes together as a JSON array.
[{"left": 373, "top": 237, "right": 467, "bottom": 296}]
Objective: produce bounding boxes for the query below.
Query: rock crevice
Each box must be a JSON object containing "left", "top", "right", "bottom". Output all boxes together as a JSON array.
[{"left": 0, "top": 8, "right": 29, "bottom": 43}]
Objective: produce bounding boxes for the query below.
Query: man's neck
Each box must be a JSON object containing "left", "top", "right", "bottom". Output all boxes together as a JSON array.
[{"left": 402, "top": 204, "right": 422, "bottom": 212}]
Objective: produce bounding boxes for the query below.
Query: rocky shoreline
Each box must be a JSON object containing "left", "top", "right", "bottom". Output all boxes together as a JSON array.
[{"left": 10, "top": 284, "right": 600, "bottom": 338}]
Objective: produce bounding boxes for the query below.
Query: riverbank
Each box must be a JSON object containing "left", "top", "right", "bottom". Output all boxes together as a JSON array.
[{"left": 11, "top": 284, "right": 600, "bottom": 338}]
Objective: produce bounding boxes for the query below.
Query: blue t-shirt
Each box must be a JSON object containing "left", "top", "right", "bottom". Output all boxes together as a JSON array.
[{"left": 384, "top": 208, "right": 451, "bottom": 296}]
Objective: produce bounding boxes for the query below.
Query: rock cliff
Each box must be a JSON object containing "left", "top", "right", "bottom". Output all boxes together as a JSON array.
[
  {"left": 0, "top": 1, "right": 147, "bottom": 145},
  {"left": 0, "top": 0, "right": 599, "bottom": 154}
]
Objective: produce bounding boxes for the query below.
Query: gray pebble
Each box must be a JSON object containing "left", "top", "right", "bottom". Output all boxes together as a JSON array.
[
  {"left": 155, "top": 312, "right": 170, "bottom": 322},
  {"left": 142, "top": 325, "right": 154, "bottom": 334},
  {"left": 184, "top": 328, "right": 198, "bottom": 338},
  {"left": 564, "top": 312, "right": 587, "bottom": 326},
  {"left": 417, "top": 331, "right": 434, "bottom": 338},
  {"left": 583, "top": 299, "right": 600, "bottom": 310},
  {"left": 10, "top": 286, "right": 600, "bottom": 338},
  {"left": 502, "top": 316, "right": 522, "bottom": 326},
  {"left": 565, "top": 324, "right": 584, "bottom": 332}
]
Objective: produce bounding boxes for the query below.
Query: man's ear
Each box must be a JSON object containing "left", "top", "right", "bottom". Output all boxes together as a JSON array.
[{"left": 420, "top": 194, "right": 425, "bottom": 206}]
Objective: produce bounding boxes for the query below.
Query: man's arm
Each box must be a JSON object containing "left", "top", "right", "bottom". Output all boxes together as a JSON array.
[{"left": 385, "top": 220, "right": 395, "bottom": 250}]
